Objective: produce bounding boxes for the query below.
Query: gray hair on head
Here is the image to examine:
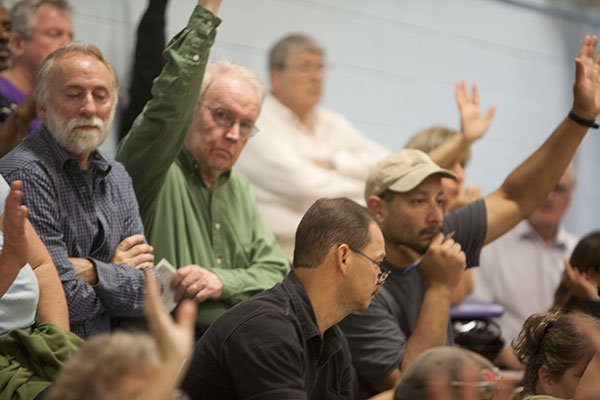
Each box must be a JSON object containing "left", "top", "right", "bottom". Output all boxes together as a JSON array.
[
  {"left": 10, "top": 0, "right": 72, "bottom": 40},
  {"left": 268, "top": 33, "right": 325, "bottom": 70},
  {"left": 34, "top": 41, "right": 119, "bottom": 108},
  {"left": 198, "top": 59, "right": 265, "bottom": 105}
]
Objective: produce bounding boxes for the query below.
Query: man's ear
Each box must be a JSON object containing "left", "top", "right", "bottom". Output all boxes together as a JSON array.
[
  {"left": 367, "top": 195, "right": 384, "bottom": 221},
  {"left": 537, "top": 365, "right": 556, "bottom": 395},
  {"left": 335, "top": 243, "right": 350, "bottom": 276},
  {"left": 269, "top": 67, "right": 282, "bottom": 94},
  {"left": 10, "top": 32, "right": 26, "bottom": 58},
  {"left": 36, "top": 101, "right": 46, "bottom": 120}
]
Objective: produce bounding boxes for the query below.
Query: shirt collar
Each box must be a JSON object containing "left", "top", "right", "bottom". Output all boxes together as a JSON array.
[
  {"left": 177, "top": 146, "right": 231, "bottom": 188},
  {"left": 267, "top": 94, "right": 318, "bottom": 131},
  {"left": 283, "top": 271, "right": 345, "bottom": 364},
  {"left": 518, "top": 220, "right": 569, "bottom": 250}
]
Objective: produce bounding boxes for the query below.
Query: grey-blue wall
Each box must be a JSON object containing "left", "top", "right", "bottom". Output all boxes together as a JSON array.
[{"left": 11, "top": 0, "right": 600, "bottom": 236}]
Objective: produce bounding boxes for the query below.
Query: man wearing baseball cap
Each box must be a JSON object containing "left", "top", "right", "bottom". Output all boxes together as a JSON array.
[{"left": 339, "top": 36, "right": 600, "bottom": 397}]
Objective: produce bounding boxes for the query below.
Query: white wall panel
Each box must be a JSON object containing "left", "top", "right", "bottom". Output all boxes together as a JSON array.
[{"left": 7, "top": 0, "right": 599, "bottom": 235}]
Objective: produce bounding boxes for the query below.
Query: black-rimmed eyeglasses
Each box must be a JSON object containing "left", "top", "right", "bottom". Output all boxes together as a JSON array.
[
  {"left": 348, "top": 246, "right": 391, "bottom": 285},
  {"left": 202, "top": 104, "right": 259, "bottom": 139}
]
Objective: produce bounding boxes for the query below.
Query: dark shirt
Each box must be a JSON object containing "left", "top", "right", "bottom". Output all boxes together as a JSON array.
[
  {"left": 0, "top": 75, "right": 39, "bottom": 133},
  {"left": 0, "top": 127, "right": 148, "bottom": 338},
  {"left": 181, "top": 272, "right": 353, "bottom": 400},
  {"left": 339, "top": 199, "right": 487, "bottom": 396}
]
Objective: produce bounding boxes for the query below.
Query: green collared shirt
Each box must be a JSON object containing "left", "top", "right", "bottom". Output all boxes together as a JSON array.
[{"left": 116, "top": 5, "right": 289, "bottom": 326}]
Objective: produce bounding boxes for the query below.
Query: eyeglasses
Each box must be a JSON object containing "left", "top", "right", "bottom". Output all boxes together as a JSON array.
[
  {"left": 448, "top": 381, "right": 498, "bottom": 400},
  {"left": 348, "top": 246, "right": 391, "bottom": 285},
  {"left": 202, "top": 104, "right": 259, "bottom": 139},
  {"left": 287, "top": 63, "right": 326, "bottom": 75}
]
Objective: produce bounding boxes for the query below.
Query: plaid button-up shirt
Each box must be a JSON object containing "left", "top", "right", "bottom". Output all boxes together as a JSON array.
[{"left": 0, "top": 127, "right": 147, "bottom": 338}]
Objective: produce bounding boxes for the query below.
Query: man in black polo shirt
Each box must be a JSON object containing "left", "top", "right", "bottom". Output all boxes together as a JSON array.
[{"left": 181, "top": 197, "right": 466, "bottom": 399}]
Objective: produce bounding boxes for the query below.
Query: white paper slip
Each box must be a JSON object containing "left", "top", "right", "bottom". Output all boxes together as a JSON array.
[{"left": 155, "top": 258, "right": 178, "bottom": 312}]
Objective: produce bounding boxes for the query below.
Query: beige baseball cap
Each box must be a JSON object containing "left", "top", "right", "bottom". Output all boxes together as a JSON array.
[{"left": 364, "top": 149, "right": 457, "bottom": 201}]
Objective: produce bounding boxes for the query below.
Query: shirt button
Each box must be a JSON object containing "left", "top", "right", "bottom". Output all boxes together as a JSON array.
[
  {"left": 91, "top": 223, "right": 96, "bottom": 230},
  {"left": 80, "top": 186, "right": 86, "bottom": 193},
  {"left": 215, "top": 223, "right": 221, "bottom": 230},
  {"left": 216, "top": 258, "right": 221, "bottom": 265},
  {"left": 192, "top": 54, "right": 200, "bottom": 61}
]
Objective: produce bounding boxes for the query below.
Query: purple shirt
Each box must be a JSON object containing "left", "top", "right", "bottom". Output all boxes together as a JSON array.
[{"left": 0, "top": 75, "right": 39, "bottom": 133}]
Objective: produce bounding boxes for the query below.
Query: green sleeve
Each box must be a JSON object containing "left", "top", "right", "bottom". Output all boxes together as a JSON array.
[{"left": 115, "top": 6, "right": 221, "bottom": 212}]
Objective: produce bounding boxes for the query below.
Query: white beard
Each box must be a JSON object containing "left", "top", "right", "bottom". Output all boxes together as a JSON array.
[{"left": 45, "top": 104, "right": 115, "bottom": 156}]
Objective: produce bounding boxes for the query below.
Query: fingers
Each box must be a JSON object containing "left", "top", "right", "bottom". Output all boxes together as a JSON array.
[
  {"left": 170, "top": 264, "right": 195, "bottom": 289},
  {"left": 472, "top": 82, "right": 479, "bottom": 104},
  {"left": 484, "top": 105, "right": 497, "bottom": 122},
  {"left": 5, "top": 181, "right": 28, "bottom": 221},
  {"left": 455, "top": 80, "right": 467, "bottom": 106},
  {"left": 127, "top": 251, "right": 155, "bottom": 268},
  {"left": 144, "top": 268, "right": 164, "bottom": 322},
  {"left": 175, "top": 299, "right": 197, "bottom": 333},
  {"left": 579, "top": 35, "right": 594, "bottom": 60},
  {"left": 116, "top": 233, "right": 146, "bottom": 252},
  {"left": 430, "top": 231, "right": 445, "bottom": 246}
]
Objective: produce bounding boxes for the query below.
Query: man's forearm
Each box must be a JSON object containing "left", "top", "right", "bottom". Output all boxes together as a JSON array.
[
  {"left": 427, "top": 133, "right": 470, "bottom": 169},
  {"left": 401, "top": 287, "right": 453, "bottom": 370},
  {"left": 484, "top": 118, "right": 587, "bottom": 244},
  {"left": 34, "top": 261, "right": 70, "bottom": 330},
  {"left": 70, "top": 257, "right": 99, "bottom": 284}
]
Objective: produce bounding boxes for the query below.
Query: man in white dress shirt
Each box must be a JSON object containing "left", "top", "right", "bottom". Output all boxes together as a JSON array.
[
  {"left": 471, "top": 168, "right": 578, "bottom": 369},
  {"left": 236, "top": 33, "right": 388, "bottom": 259}
]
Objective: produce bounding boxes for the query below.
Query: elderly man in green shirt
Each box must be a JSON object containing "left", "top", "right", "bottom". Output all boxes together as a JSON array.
[{"left": 116, "top": 0, "right": 289, "bottom": 333}]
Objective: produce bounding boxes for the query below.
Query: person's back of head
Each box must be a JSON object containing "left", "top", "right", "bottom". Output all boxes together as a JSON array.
[
  {"left": 405, "top": 126, "right": 468, "bottom": 164},
  {"left": 393, "top": 346, "right": 499, "bottom": 400},
  {"left": 47, "top": 332, "right": 160, "bottom": 400},
  {"left": 512, "top": 311, "right": 597, "bottom": 398}
]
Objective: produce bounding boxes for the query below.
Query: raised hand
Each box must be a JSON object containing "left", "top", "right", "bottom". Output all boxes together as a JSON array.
[
  {"left": 0, "top": 181, "right": 29, "bottom": 274},
  {"left": 141, "top": 268, "right": 197, "bottom": 400},
  {"left": 572, "top": 35, "right": 600, "bottom": 120},
  {"left": 144, "top": 268, "right": 196, "bottom": 365},
  {"left": 562, "top": 260, "right": 600, "bottom": 302},
  {"left": 455, "top": 80, "right": 496, "bottom": 144}
]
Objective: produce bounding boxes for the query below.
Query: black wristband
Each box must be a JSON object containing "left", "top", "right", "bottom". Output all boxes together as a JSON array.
[{"left": 568, "top": 111, "right": 599, "bottom": 129}]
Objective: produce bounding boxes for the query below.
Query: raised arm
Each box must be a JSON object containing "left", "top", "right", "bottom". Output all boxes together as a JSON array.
[
  {"left": 0, "top": 180, "right": 29, "bottom": 298},
  {"left": 484, "top": 35, "right": 600, "bottom": 245},
  {"left": 28, "top": 217, "right": 69, "bottom": 330},
  {"left": 0, "top": 180, "right": 69, "bottom": 329},
  {"left": 139, "top": 268, "right": 197, "bottom": 400},
  {"left": 428, "top": 80, "right": 495, "bottom": 169},
  {"left": 116, "top": 2, "right": 221, "bottom": 210},
  {"left": 400, "top": 233, "right": 466, "bottom": 370}
]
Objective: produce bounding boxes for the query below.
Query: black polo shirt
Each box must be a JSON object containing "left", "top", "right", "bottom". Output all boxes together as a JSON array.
[{"left": 181, "top": 271, "right": 353, "bottom": 400}]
